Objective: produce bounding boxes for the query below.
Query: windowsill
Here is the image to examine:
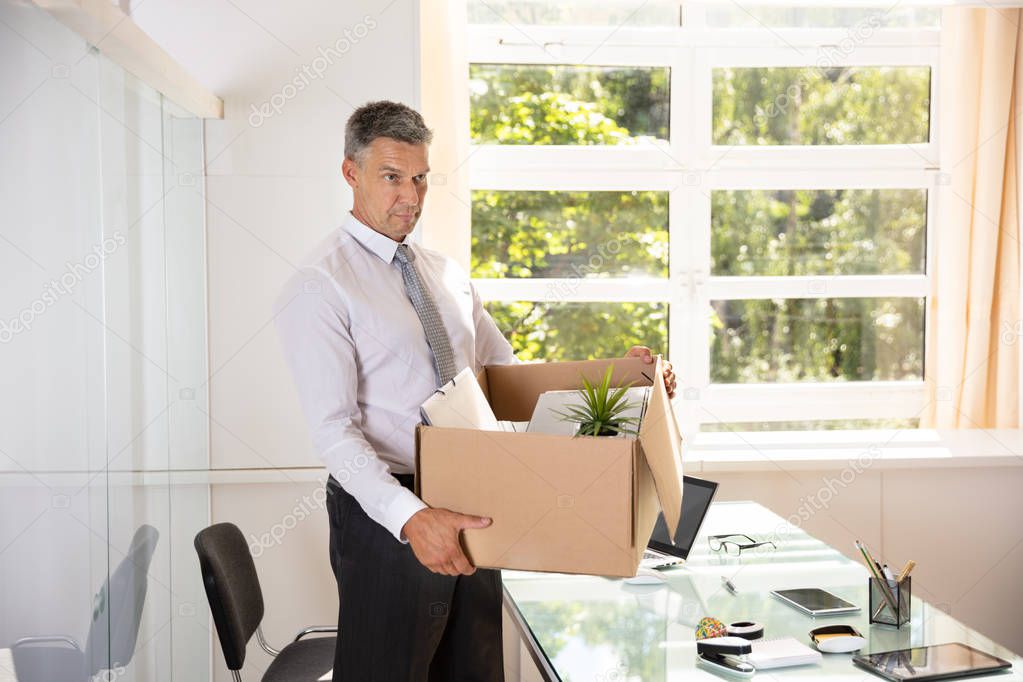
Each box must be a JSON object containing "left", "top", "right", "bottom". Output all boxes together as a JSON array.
[
  {"left": 687, "top": 428, "right": 1023, "bottom": 472},
  {"left": 4, "top": 430, "right": 1019, "bottom": 486}
]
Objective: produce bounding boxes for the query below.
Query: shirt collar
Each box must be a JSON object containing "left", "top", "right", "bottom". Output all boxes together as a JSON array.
[{"left": 341, "top": 212, "right": 410, "bottom": 265}]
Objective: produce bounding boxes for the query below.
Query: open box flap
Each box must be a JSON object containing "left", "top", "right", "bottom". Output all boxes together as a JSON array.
[{"left": 637, "top": 356, "right": 685, "bottom": 537}]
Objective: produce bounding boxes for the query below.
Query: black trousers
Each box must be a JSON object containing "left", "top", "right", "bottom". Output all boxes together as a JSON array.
[{"left": 326, "top": 474, "right": 504, "bottom": 681}]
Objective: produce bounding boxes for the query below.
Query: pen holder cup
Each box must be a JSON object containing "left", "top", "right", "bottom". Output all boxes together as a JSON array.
[{"left": 869, "top": 576, "right": 911, "bottom": 627}]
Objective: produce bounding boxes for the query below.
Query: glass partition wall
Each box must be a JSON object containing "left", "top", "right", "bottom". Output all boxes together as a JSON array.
[{"left": 0, "top": 2, "right": 210, "bottom": 680}]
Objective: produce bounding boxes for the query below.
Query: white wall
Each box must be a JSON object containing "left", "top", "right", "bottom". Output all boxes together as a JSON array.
[
  {"left": 127, "top": 1, "right": 421, "bottom": 679},
  {"left": 127, "top": 0, "right": 420, "bottom": 473}
]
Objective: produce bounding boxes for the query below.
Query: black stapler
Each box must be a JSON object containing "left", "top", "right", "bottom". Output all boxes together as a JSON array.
[{"left": 696, "top": 636, "right": 756, "bottom": 677}]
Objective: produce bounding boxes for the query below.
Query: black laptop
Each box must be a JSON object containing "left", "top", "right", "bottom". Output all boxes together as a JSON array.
[{"left": 641, "top": 475, "right": 718, "bottom": 569}]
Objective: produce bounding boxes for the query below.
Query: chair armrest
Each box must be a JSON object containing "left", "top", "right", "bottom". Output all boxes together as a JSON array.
[
  {"left": 12, "top": 636, "right": 82, "bottom": 650},
  {"left": 293, "top": 626, "right": 338, "bottom": 642}
]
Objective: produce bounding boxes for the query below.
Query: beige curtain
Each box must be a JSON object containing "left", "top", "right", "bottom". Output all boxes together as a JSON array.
[
  {"left": 927, "top": 8, "right": 1022, "bottom": 428},
  {"left": 417, "top": 0, "right": 472, "bottom": 272}
]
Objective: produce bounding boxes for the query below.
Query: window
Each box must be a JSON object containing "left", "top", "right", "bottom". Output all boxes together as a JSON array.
[
  {"left": 712, "top": 66, "right": 932, "bottom": 145},
  {"left": 470, "top": 65, "right": 671, "bottom": 145},
  {"left": 466, "top": 2, "right": 939, "bottom": 433}
]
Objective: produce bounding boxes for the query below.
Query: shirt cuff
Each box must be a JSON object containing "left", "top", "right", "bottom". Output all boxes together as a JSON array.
[{"left": 384, "top": 486, "right": 429, "bottom": 544}]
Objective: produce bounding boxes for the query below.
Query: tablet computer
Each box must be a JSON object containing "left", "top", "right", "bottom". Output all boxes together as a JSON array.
[
  {"left": 770, "top": 588, "right": 860, "bottom": 616},
  {"left": 852, "top": 643, "right": 1012, "bottom": 682}
]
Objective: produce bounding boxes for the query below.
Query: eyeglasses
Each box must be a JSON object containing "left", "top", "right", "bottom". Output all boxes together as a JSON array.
[{"left": 708, "top": 534, "right": 777, "bottom": 556}]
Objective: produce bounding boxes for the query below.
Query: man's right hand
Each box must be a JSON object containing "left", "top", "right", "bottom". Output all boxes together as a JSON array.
[{"left": 402, "top": 508, "right": 491, "bottom": 576}]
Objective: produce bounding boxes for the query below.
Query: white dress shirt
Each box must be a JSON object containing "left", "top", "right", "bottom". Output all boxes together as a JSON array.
[{"left": 274, "top": 213, "right": 517, "bottom": 542}]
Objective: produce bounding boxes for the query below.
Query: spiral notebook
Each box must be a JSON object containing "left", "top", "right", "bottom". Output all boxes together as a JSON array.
[{"left": 747, "top": 637, "right": 822, "bottom": 670}]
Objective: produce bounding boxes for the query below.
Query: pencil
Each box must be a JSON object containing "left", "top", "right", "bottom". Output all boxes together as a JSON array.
[{"left": 856, "top": 540, "right": 899, "bottom": 614}]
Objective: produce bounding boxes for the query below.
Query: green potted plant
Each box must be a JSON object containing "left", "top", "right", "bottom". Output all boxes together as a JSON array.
[{"left": 554, "top": 364, "right": 641, "bottom": 437}]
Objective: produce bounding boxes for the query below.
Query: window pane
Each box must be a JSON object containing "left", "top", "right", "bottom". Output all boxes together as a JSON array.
[
  {"left": 470, "top": 64, "right": 670, "bottom": 144},
  {"left": 712, "top": 189, "right": 926, "bottom": 276},
  {"left": 467, "top": 0, "right": 679, "bottom": 26},
  {"left": 706, "top": 7, "right": 939, "bottom": 28},
  {"left": 713, "top": 66, "right": 931, "bottom": 145},
  {"left": 711, "top": 298, "right": 923, "bottom": 383},
  {"left": 486, "top": 301, "right": 668, "bottom": 361},
  {"left": 700, "top": 418, "right": 920, "bottom": 432},
  {"left": 472, "top": 190, "right": 668, "bottom": 278}
]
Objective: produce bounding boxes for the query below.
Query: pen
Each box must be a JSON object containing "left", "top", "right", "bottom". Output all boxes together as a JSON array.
[
  {"left": 722, "top": 575, "right": 738, "bottom": 595},
  {"left": 883, "top": 564, "right": 897, "bottom": 590}
]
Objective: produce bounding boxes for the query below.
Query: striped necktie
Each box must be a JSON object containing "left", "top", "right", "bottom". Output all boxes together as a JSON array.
[{"left": 393, "top": 243, "right": 458, "bottom": 386}]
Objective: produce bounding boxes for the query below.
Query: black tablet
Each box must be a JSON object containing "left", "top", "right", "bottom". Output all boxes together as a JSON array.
[{"left": 853, "top": 643, "right": 1012, "bottom": 682}]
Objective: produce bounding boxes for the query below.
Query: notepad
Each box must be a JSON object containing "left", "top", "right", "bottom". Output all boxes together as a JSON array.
[{"left": 747, "top": 637, "right": 822, "bottom": 670}]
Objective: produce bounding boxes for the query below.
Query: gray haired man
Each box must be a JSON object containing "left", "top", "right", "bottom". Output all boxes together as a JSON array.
[{"left": 275, "top": 100, "right": 676, "bottom": 680}]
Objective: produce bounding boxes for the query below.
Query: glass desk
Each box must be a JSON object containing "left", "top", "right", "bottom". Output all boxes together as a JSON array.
[{"left": 502, "top": 501, "right": 1021, "bottom": 681}]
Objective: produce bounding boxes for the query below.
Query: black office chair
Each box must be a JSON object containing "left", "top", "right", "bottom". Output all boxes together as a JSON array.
[
  {"left": 10, "top": 524, "right": 159, "bottom": 682},
  {"left": 194, "top": 522, "right": 337, "bottom": 681}
]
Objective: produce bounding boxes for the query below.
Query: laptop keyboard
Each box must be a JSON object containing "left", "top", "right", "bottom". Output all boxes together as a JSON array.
[{"left": 643, "top": 551, "right": 661, "bottom": 560}]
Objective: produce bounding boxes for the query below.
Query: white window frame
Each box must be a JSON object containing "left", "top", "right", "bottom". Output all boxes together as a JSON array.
[{"left": 467, "top": 7, "right": 941, "bottom": 433}]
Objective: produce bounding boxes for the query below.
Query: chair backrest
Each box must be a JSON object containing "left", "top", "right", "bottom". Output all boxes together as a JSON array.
[
  {"left": 84, "top": 524, "right": 160, "bottom": 676},
  {"left": 194, "top": 523, "right": 265, "bottom": 671}
]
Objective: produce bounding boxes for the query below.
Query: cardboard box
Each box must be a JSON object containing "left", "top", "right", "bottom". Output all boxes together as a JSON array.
[{"left": 415, "top": 356, "right": 685, "bottom": 577}]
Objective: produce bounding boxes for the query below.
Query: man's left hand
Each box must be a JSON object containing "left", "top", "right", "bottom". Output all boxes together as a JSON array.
[{"left": 625, "top": 345, "right": 676, "bottom": 398}]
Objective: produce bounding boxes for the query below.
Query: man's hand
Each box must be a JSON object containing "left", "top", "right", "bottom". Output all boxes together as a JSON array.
[
  {"left": 625, "top": 345, "right": 677, "bottom": 398},
  {"left": 402, "top": 508, "right": 491, "bottom": 576}
]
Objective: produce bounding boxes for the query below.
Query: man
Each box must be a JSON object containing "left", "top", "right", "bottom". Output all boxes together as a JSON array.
[{"left": 275, "top": 100, "right": 677, "bottom": 681}]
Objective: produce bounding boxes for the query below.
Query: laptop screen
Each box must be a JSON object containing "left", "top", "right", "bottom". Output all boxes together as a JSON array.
[{"left": 648, "top": 476, "right": 718, "bottom": 559}]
